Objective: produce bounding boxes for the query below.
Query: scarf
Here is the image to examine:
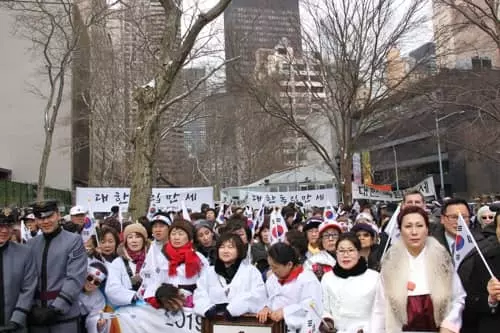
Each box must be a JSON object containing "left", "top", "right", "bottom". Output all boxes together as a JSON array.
[
  {"left": 164, "top": 241, "right": 201, "bottom": 278},
  {"left": 126, "top": 248, "right": 146, "bottom": 274},
  {"left": 333, "top": 256, "right": 368, "bottom": 279},
  {"left": 278, "top": 265, "right": 304, "bottom": 285},
  {"left": 214, "top": 258, "right": 242, "bottom": 284},
  {"left": 308, "top": 243, "right": 320, "bottom": 255}
]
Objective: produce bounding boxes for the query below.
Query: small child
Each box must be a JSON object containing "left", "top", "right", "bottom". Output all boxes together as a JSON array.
[{"left": 79, "top": 262, "right": 108, "bottom": 333}]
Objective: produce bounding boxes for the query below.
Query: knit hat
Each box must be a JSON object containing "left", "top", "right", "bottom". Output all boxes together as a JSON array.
[
  {"left": 194, "top": 219, "right": 213, "bottom": 232},
  {"left": 303, "top": 217, "right": 323, "bottom": 233},
  {"left": 169, "top": 219, "right": 194, "bottom": 241},
  {"left": 351, "top": 222, "right": 377, "bottom": 237},
  {"left": 123, "top": 223, "right": 148, "bottom": 242}
]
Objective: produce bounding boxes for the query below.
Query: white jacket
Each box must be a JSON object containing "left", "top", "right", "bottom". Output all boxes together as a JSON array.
[
  {"left": 139, "top": 241, "right": 165, "bottom": 299},
  {"left": 105, "top": 257, "right": 138, "bottom": 306},
  {"left": 193, "top": 263, "right": 267, "bottom": 316},
  {"left": 321, "top": 269, "right": 379, "bottom": 333},
  {"left": 79, "top": 289, "right": 108, "bottom": 333},
  {"left": 266, "top": 269, "right": 323, "bottom": 332},
  {"left": 140, "top": 250, "right": 209, "bottom": 299}
]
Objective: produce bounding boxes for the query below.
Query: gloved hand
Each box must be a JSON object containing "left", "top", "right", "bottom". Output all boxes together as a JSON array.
[
  {"left": 28, "top": 307, "right": 59, "bottom": 326},
  {"left": 0, "top": 322, "right": 21, "bottom": 333},
  {"left": 204, "top": 305, "right": 218, "bottom": 320},
  {"left": 319, "top": 318, "right": 336, "bottom": 333}
]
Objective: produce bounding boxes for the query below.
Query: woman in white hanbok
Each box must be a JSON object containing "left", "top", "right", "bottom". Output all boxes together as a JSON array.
[
  {"left": 194, "top": 233, "right": 267, "bottom": 319},
  {"left": 115, "top": 219, "right": 208, "bottom": 333},
  {"left": 320, "top": 233, "right": 379, "bottom": 333},
  {"left": 257, "top": 243, "right": 323, "bottom": 333},
  {"left": 79, "top": 262, "right": 109, "bottom": 333}
]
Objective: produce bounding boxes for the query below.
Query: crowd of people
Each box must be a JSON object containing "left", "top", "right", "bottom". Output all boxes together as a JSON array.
[{"left": 0, "top": 190, "right": 499, "bottom": 333}]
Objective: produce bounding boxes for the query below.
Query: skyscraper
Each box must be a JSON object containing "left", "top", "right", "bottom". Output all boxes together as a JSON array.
[{"left": 224, "top": 0, "right": 302, "bottom": 89}]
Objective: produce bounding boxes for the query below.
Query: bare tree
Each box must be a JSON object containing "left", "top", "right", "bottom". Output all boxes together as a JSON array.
[
  {"left": 248, "top": 0, "right": 426, "bottom": 203},
  {"left": 5, "top": 0, "right": 117, "bottom": 200},
  {"left": 126, "top": 0, "right": 232, "bottom": 220}
]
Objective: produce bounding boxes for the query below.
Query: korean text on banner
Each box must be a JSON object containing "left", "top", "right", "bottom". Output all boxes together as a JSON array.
[
  {"left": 245, "top": 189, "right": 338, "bottom": 209},
  {"left": 352, "top": 176, "right": 436, "bottom": 201},
  {"left": 76, "top": 187, "right": 214, "bottom": 213}
]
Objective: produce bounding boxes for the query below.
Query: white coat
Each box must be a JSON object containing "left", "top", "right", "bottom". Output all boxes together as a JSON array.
[
  {"left": 79, "top": 289, "right": 108, "bottom": 333},
  {"left": 140, "top": 251, "right": 209, "bottom": 299},
  {"left": 321, "top": 269, "right": 379, "bottom": 333},
  {"left": 193, "top": 263, "right": 267, "bottom": 316},
  {"left": 266, "top": 269, "right": 323, "bottom": 332},
  {"left": 139, "top": 241, "right": 165, "bottom": 298},
  {"left": 105, "top": 257, "right": 138, "bottom": 307}
]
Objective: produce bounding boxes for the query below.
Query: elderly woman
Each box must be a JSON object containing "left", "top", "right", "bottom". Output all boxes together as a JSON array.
[
  {"left": 370, "top": 206, "right": 466, "bottom": 333},
  {"left": 320, "top": 233, "right": 379, "bottom": 333},
  {"left": 476, "top": 205, "right": 495, "bottom": 229},
  {"left": 351, "top": 222, "right": 382, "bottom": 271},
  {"left": 304, "top": 221, "right": 340, "bottom": 281}
]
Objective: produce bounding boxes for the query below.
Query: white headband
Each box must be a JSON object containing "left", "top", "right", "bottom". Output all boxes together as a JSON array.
[
  {"left": 87, "top": 266, "right": 107, "bottom": 282},
  {"left": 153, "top": 215, "right": 171, "bottom": 225}
]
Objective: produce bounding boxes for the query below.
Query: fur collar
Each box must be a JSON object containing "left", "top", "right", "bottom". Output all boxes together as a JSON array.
[{"left": 380, "top": 237, "right": 454, "bottom": 332}]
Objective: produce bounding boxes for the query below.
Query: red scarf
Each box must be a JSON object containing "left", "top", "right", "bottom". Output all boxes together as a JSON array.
[
  {"left": 279, "top": 265, "right": 304, "bottom": 285},
  {"left": 164, "top": 241, "right": 201, "bottom": 278},
  {"left": 126, "top": 248, "right": 146, "bottom": 274}
]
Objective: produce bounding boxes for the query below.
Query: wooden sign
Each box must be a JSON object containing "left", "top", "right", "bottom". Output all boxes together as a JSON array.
[{"left": 202, "top": 315, "right": 284, "bottom": 333}]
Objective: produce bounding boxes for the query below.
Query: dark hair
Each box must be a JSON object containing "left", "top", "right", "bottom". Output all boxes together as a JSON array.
[
  {"left": 219, "top": 219, "right": 252, "bottom": 242},
  {"left": 216, "top": 232, "right": 247, "bottom": 260},
  {"left": 89, "top": 261, "right": 108, "bottom": 278},
  {"left": 190, "top": 212, "right": 205, "bottom": 221},
  {"left": 102, "top": 217, "right": 121, "bottom": 234},
  {"left": 403, "top": 190, "right": 424, "bottom": 203},
  {"left": 256, "top": 219, "right": 270, "bottom": 243},
  {"left": 138, "top": 216, "right": 152, "bottom": 239},
  {"left": 335, "top": 232, "right": 361, "bottom": 251},
  {"left": 99, "top": 226, "right": 120, "bottom": 252},
  {"left": 285, "top": 230, "right": 308, "bottom": 257},
  {"left": 268, "top": 242, "right": 299, "bottom": 266},
  {"left": 441, "top": 198, "right": 471, "bottom": 217},
  {"left": 397, "top": 206, "right": 430, "bottom": 229},
  {"left": 111, "top": 206, "right": 120, "bottom": 214}
]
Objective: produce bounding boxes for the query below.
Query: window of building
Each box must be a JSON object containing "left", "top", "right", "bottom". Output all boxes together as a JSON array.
[{"left": 0, "top": 168, "right": 12, "bottom": 180}]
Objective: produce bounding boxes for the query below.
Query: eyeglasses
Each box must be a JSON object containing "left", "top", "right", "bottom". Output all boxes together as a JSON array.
[
  {"left": 481, "top": 215, "right": 495, "bottom": 220},
  {"left": 337, "top": 248, "right": 357, "bottom": 256},
  {"left": 322, "top": 233, "right": 339, "bottom": 240},
  {"left": 86, "top": 275, "right": 101, "bottom": 287},
  {"left": 444, "top": 214, "right": 470, "bottom": 221}
]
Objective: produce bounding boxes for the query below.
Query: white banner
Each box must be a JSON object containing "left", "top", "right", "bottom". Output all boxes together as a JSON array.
[
  {"left": 75, "top": 187, "right": 213, "bottom": 213},
  {"left": 352, "top": 176, "right": 436, "bottom": 201},
  {"left": 245, "top": 189, "right": 338, "bottom": 209}
]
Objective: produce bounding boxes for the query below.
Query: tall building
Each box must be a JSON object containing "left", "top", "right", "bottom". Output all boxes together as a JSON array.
[
  {"left": 224, "top": 0, "right": 302, "bottom": 89},
  {"left": 432, "top": 0, "right": 499, "bottom": 69}
]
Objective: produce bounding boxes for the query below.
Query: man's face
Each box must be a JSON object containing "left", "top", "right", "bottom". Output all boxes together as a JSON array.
[
  {"left": 37, "top": 212, "right": 61, "bottom": 234},
  {"left": 71, "top": 214, "right": 86, "bottom": 227},
  {"left": 403, "top": 194, "right": 425, "bottom": 209},
  {"left": 0, "top": 224, "right": 12, "bottom": 245},
  {"left": 440, "top": 204, "right": 470, "bottom": 237},
  {"left": 206, "top": 211, "right": 215, "bottom": 221}
]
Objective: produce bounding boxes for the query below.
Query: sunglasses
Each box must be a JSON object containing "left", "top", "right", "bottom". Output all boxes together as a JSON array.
[
  {"left": 86, "top": 275, "right": 101, "bottom": 286},
  {"left": 482, "top": 215, "right": 495, "bottom": 220}
]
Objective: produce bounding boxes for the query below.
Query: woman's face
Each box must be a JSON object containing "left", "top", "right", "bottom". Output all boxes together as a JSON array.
[
  {"left": 481, "top": 209, "right": 495, "bottom": 226},
  {"left": 320, "top": 229, "right": 339, "bottom": 252},
  {"left": 356, "top": 231, "right": 374, "bottom": 249},
  {"left": 400, "top": 213, "right": 428, "bottom": 255},
  {"left": 126, "top": 232, "right": 144, "bottom": 252},
  {"left": 196, "top": 227, "right": 213, "bottom": 248},
  {"left": 233, "top": 228, "right": 248, "bottom": 245},
  {"left": 306, "top": 227, "right": 319, "bottom": 245},
  {"left": 336, "top": 239, "right": 360, "bottom": 270},
  {"left": 218, "top": 240, "right": 238, "bottom": 264},
  {"left": 268, "top": 256, "right": 293, "bottom": 279},
  {"left": 152, "top": 223, "right": 169, "bottom": 242},
  {"left": 100, "top": 233, "right": 117, "bottom": 256},
  {"left": 84, "top": 274, "right": 101, "bottom": 292},
  {"left": 260, "top": 228, "right": 270, "bottom": 245},
  {"left": 170, "top": 228, "right": 189, "bottom": 248}
]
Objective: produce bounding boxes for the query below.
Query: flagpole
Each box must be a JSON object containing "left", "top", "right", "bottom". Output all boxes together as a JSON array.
[{"left": 459, "top": 214, "right": 495, "bottom": 279}]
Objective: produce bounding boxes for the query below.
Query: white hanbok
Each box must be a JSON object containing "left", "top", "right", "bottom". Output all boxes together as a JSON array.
[
  {"left": 194, "top": 262, "right": 267, "bottom": 316},
  {"left": 79, "top": 289, "right": 108, "bottom": 333},
  {"left": 105, "top": 257, "right": 138, "bottom": 306},
  {"left": 266, "top": 269, "right": 323, "bottom": 333},
  {"left": 321, "top": 269, "right": 379, "bottom": 333}
]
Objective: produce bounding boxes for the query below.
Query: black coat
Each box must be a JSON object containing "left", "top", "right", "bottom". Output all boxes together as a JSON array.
[{"left": 460, "top": 243, "right": 500, "bottom": 333}]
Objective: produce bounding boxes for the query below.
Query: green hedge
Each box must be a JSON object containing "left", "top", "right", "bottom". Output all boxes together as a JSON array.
[{"left": 0, "top": 181, "right": 72, "bottom": 209}]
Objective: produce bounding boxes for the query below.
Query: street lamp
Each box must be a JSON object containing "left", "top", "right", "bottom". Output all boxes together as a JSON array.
[{"left": 435, "top": 110, "right": 465, "bottom": 199}]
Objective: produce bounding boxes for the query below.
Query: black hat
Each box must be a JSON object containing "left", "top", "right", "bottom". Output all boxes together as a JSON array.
[
  {"left": 31, "top": 200, "right": 59, "bottom": 219},
  {"left": 303, "top": 217, "right": 323, "bottom": 233},
  {"left": 151, "top": 212, "right": 172, "bottom": 226},
  {"left": 0, "top": 207, "right": 17, "bottom": 225}
]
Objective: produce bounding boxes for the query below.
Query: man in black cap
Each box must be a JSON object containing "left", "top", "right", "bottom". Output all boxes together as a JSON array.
[
  {"left": 0, "top": 207, "right": 37, "bottom": 332},
  {"left": 27, "top": 200, "right": 87, "bottom": 333}
]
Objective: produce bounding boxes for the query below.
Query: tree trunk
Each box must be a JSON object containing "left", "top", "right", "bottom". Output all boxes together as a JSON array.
[
  {"left": 341, "top": 153, "right": 353, "bottom": 205},
  {"left": 37, "top": 129, "right": 54, "bottom": 201},
  {"left": 128, "top": 98, "right": 160, "bottom": 221}
]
